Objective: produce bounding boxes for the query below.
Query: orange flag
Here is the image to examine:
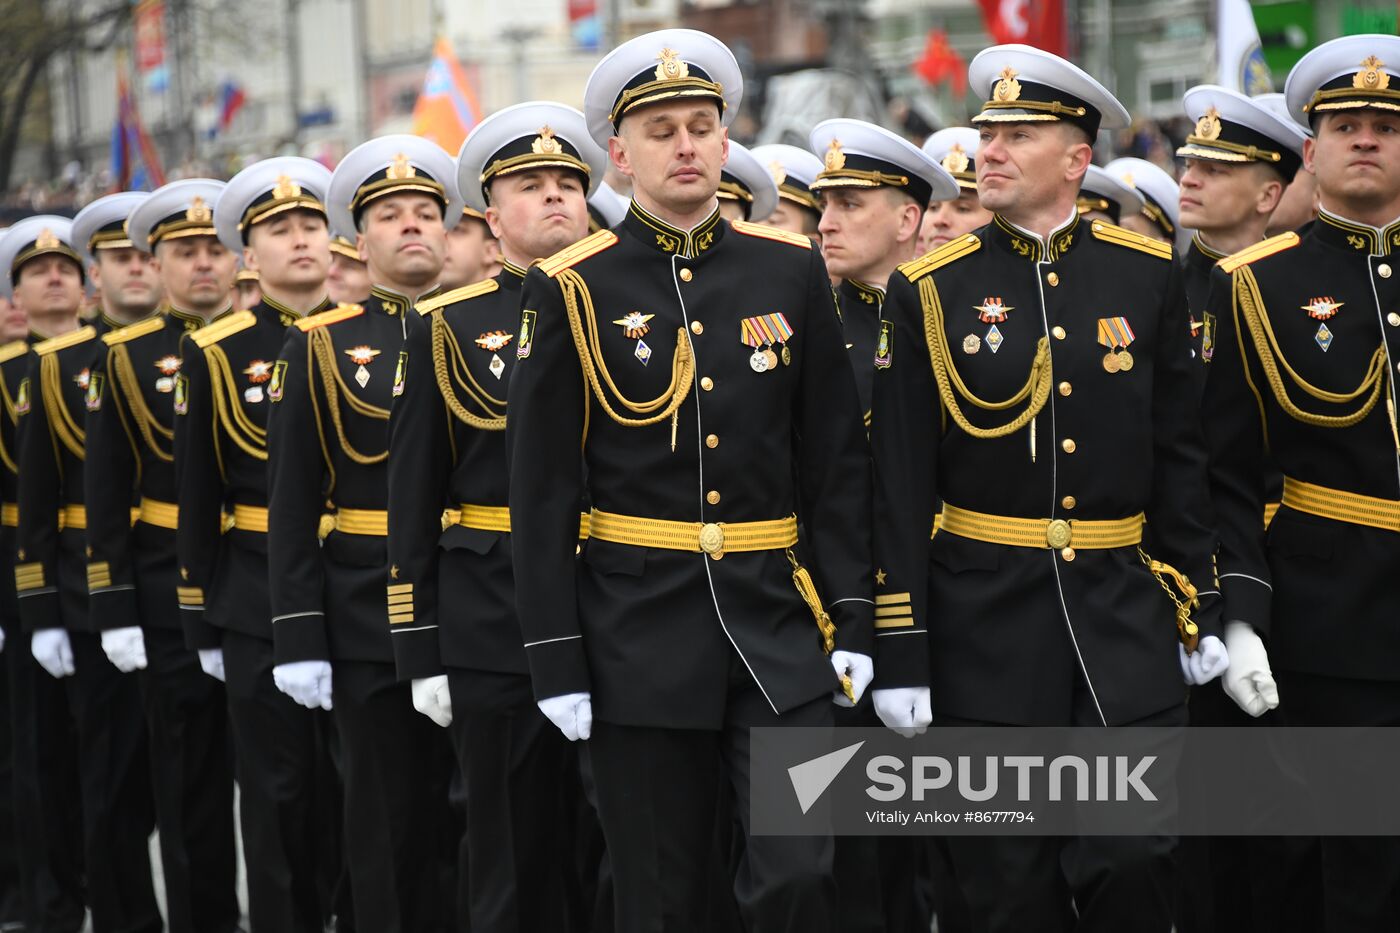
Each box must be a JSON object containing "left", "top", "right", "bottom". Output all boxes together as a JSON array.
[{"left": 411, "top": 37, "right": 483, "bottom": 153}]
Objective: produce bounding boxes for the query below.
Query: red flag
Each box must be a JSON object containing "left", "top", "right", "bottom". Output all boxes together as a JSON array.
[
  {"left": 977, "top": 0, "right": 1066, "bottom": 56},
  {"left": 913, "top": 30, "right": 967, "bottom": 95}
]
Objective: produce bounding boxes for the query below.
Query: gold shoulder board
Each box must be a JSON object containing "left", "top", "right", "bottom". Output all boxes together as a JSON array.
[
  {"left": 730, "top": 219, "right": 813, "bottom": 249},
  {"left": 101, "top": 314, "right": 166, "bottom": 347},
  {"left": 539, "top": 230, "right": 619, "bottom": 278},
  {"left": 294, "top": 303, "right": 364, "bottom": 332},
  {"left": 35, "top": 325, "right": 96, "bottom": 356},
  {"left": 899, "top": 233, "right": 981, "bottom": 282},
  {"left": 416, "top": 279, "right": 499, "bottom": 316},
  {"left": 0, "top": 340, "right": 29, "bottom": 365},
  {"left": 190, "top": 309, "right": 257, "bottom": 349},
  {"left": 1219, "top": 231, "right": 1301, "bottom": 274},
  {"left": 1090, "top": 221, "right": 1174, "bottom": 260}
]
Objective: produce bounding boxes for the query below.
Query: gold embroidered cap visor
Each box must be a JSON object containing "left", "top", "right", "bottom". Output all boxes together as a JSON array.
[
  {"left": 0, "top": 216, "right": 85, "bottom": 288},
  {"left": 716, "top": 140, "right": 778, "bottom": 222},
  {"left": 71, "top": 191, "right": 149, "bottom": 257},
  {"left": 327, "top": 133, "right": 464, "bottom": 236},
  {"left": 921, "top": 126, "right": 981, "bottom": 192},
  {"left": 1285, "top": 34, "right": 1400, "bottom": 126},
  {"left": 967, "top": 44, "right": 1130, "bottom": 138},
  {"left": 809, "top": 118, "right": 960, "bottom": 209},
  {"left": 456, "top": 101, "right": 608, "bottom": 214},
  {"left": 1176, "top": 84, "right": 1306, "bottom": 179},
  {"left": 126, "top": 178, "right": 228, "bottom": 249},
  {"left": 214, "top": 156, "right": 333, "bottom": 252},
  {"left": 583, "top": 28, "right": 743, "bottom": 148}
]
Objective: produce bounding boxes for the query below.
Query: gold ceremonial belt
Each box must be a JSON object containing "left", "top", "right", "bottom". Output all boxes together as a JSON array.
[
  {"left": 446, "top": 504, "right": 592, "bottom": 540},
  {"left": 58, "top": 505, "right": 86, "bottom": 531},
  {"left": 588, "top": 508, "right": 798, "bottom": 559},
  {"left": 938, "top": 503, "right": 1145, "bottom": 550},
  {"left": 230, "top": 504, "right": 269, "bottom": 534},
  {"left": 1282, "top": 477, "right": 1400, "bottom": 534},
  {"left": 1, "top": 503, "right": 16, "bottom": 527},
  {"left": 137, "top": 497, "right": 179, "bottom": 530},
  {"left": 321, "top": 507, "right": 388, "bottom": 538},
  {"left": 1263, "top": 502, "right": 1280, "bottom": 529}
]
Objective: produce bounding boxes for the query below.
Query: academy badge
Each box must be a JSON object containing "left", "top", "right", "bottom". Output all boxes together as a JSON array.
[
  {"left": 874, "top": 320, "right": 893, "bottom": 370},
  {"left": 85, "top": 373, "right": 104, "bottom": 412},
  {"left": 268, "top": 360, "right": 288, "bottom": 403},
  {"left": 1096, "top": 317, "right": 1136, "bottom": 373},
  {"left": 517, "top": 310, "right": 537, "bottom": 360},
  {"left": 345, "top": 345, "right": 380, "bottom": 388},
  {"left": 476, "top": 330, "right": 513, "bottom": 379},
  {"left": 393, "top": 351, "right": 408, "bottom": 397},
  {"left": 154, "top": 355, "right": 182, "bottom": 394},
  {"left": 173, "top": 373, "right": 189, "bottom": 415}
]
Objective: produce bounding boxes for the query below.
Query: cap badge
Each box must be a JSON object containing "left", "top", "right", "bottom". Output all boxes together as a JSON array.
[
  {"left": 993, "top": 66, "right": 1022, "bottom": 102},
  {"left": 387, "top": 153, "right": 416, "bottom": 180},
  {"left": 186, "top": 196, "right": 212, "bottom": 224},
  {"left": 532, "top": 126, "right": 561, "bottom": 155},
  {"left": 1195, "top": 107, "right": 1222, "bottom": 142},
  {"left": 273, "top": 174, "right": 302, "bottom": 200},
  {"left": 1121, "top": 171, "right": 1136, "bottom": 188},
  {"left": 768, "top": 161, "right": 786, "bottom": 187},
  {"left": 655, "top": 47, "right": 689, "bottom": 82},
  {"left": 941, "top": 143, "right": 969, "bottom": 175},
  {"left": 824, "top": 139, "right": 846, "bottom": 172},
  {"left": 35, "top": 228, "right": 59, "bottom": 251},
  {"left": 1355, "top": 55, "right": 1390, "bottom": 91}
]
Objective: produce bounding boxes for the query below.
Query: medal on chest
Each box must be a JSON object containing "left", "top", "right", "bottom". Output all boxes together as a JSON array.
[
  {"left": 154, "top": 355, "right": 181, "bottom": 393},
  {"left": 243, "top": 360, "right": 273, "bottom": 403},
  {"left": 972, "top": 298, "right": 1012, "bottom": 354},
  {"left": 612, "top": 311, "right": 655, "bottom": 367},
  {"left": 1096, "top": 317, "right": 1136, "bottom": 373},
  {"left": 740, "top": 313, "right": 794, "bottom": 373},
  {"left": 344, "top": 345, "right": 381, "bottom": 387},
  {"left": 1301, "top": 297, "right": 1343, "bottom": 352},
  {"left": 475, "top": 330, "right": 514, "bottom": 379}
]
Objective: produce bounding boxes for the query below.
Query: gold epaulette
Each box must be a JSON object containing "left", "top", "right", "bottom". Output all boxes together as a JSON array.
[
  {"left": 35, "top": 326, "right": 96, "bottom": 356},
  {"left": 190, "top": 309, "right": 256, "bottom": 349},
  {"left": 1090, "top": 221, "right": 1174, "bottom": 260},
  {"left": 416, "top": 279, "right": 499, "bottom": 316},
  {"left": 899, "top": 233, "right": 981, "bottom": 282},
  {"left": 1219, "top": 231, "right": 1301, "bottom": 274},
  {"left": 539, "top": 230, "right": 619, "bottom": 278},
  {"left": 0, "top": 340, "right": 28, "bottom": 364},
  {"left": 730, "top": 219, "right": 812, "bottom": 249},
  {"left": 294, "top": 303, "right": 364, "bottom": 332},
  {"left": 101, "top": 314, "right": 166, "bottom": 347}
]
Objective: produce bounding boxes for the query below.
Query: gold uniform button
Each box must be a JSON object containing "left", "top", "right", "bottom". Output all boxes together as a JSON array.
[
  {"left": 1379, "top": 263, "right": 1392, "bottom": 279},
  {"left": 1061, "top": 495, "right": 1076, "bottom": 510},
  {"left": 1052, "top": 326, "right": 1066, "bottom": 340},
  {"left": 690, "top": 321, "right": 704, "bottom": 335},
  {"left": 1061, "top": 438, "right": 1076, "bottom": 454},
  {"left": 1046, "top": 272, "right": 1060, "bottom": 287},
  {"left": 1389, "top": 312, "right": 1400, "bottom": 327},
  {"left": 705, "top": 434, "right": 719, "bottom": 448},
  {"left": 680, "top": 268, "right": 693, "bottom": 282},
  {"left": 700, "top": 377, "right": 714, "bottom": 391},
  {"left": 706, "top": 490, "right": 721, "bottom": 505},
  {"left": 1061, "top": 547, "right": 1076, "bottom": 562},
  {"left": 1058, "top": 381, "right": 1072, "bottom": 397}
]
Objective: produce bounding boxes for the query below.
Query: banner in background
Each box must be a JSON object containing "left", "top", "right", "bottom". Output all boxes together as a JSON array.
[
  {"left": 132, "top": 0, "right": 168, "bottom": 94},
  {"left": 411, "top": 37, "right": 483, "bottom": 154}
]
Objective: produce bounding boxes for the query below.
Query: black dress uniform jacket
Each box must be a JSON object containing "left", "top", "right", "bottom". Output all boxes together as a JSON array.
[
  {"left": 1200, "top": 211, "right": 1400, "bottom": 681},
  {"left": 507, "top": 202, "right": 873, "bottom": 730},
  {"left": 175, "top": 297, "right": 330, "bottom": 649},
  {"left": 15, "top": 322, "right": 109, "bottom": 634},
  {"left": 0, "top": 338, "right": 33, "bottom": 604},
  {"left": 85, "top": 308, "right": 206, "bottom": 634},
  {"left": 835, "top": 278, "right": 885, "bottom": 424},
  {"left": 267, "top": 288, "right": 428, "bottom": 665},
  {"left": 870, "top": 214, "right": 1221, "bottom": 726},
  {"left": 386, "top": 262, "right": 528, "bottom": 682}
]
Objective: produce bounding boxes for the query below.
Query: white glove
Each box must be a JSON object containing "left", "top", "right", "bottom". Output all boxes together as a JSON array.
[
  {"left": 872, "top": 686, "right": 932, "bottom": 738},
  {"left": 273, "top": 660, "right": 333, "bottom": 710},
  {"left": 31, "top": 629, "right": 75, "bottom": 679},
  {"left": 101, "top": 626, "right": 148, "bottom": 673},
  {"left": 830, "top": 650, "right": 874, "bottom": 707},
  {"left": 1178, "top": 634, "right": 1229, "bottom": 686},
  {"left": 198, "top": 648, "right": 226, "bottom": 682},
  {"left": 411, "top": 675, "right": 453, "bottom": 728},
  {"left": 538, "top": 691, "right": 592, "bottom": 742},
  {"left": 1221, "top": 621, "right": 1280, "bottom": 717}
]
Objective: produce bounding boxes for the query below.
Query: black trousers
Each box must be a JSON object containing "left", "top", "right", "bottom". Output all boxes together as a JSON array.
[
  {"left": 64, "top": 631, "right": 163, "bottom": 933},
  {"left": 445, "top": 668, "right": 581, "bottom": 932},
  {"left": 6, "top": 626, "right": 84, "bottom": 932},
  {"left": 137, "top": 628, "right": 238, "bottom": 933},
  {"left": 332, "top": 660, "right": 454, "bottom": 933},
  {"left": 1277, "top": 670, "right": 1400, "bottom": 933},
  {"left": 932, "top": 692, "right": 1185, "bottom": 933},
  {"left": 224, "top": 629, "right": 338, "bottom": 932},
  {"left": 587, "top": 659, "right": 836, "bottom": 933}
]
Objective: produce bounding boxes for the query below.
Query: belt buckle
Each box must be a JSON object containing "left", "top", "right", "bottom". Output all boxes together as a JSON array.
[
  {"left": 699, "top": 522, "right": 725, "bottom": 559},
  {"left": 1045, "top": 519, "right": 1072, "bottom": 550}
]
